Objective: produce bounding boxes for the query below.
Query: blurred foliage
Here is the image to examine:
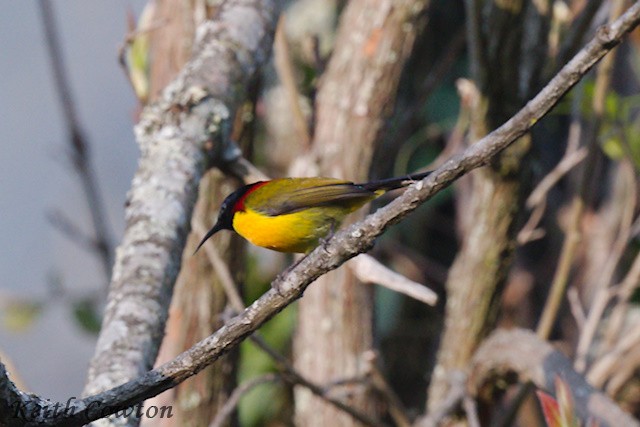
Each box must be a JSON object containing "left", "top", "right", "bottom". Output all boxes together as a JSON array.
[
  {"left": 554, "top": 78, "right": 640, "bottom": 169},
  {"left": 599, "top": 90, "right": 640, "bottom": 170},
  {"left": 1, "top": 299, "right": 43, "bottom": 333},
  {"left": 71, "top": 297, "right": 103, "bottom": 335},
  {"left": 124, "top": 4, "right": 153, "bottom": 103},
  {"left": 0, "top": 271, "right": 103, "bottom": 335}
]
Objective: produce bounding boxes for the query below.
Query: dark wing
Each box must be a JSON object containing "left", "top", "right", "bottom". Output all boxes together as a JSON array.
[{"left": 256, "top": 183, "right": 376, "bottom": 216}]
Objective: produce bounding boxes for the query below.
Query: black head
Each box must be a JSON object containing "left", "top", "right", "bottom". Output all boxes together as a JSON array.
[{"left": 193, "top": 182, "right": 264, "bottom": 253}]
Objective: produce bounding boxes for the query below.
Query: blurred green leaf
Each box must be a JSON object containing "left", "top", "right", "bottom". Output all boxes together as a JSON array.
[
  {"left": 601, "top": 136, "right": 625, "bottom": 160},
  {"left": 72, "top": 298, "right": 102, "bottom": 335},
  {"left": 604, "top": 91, "right": 619, "bottom": 118},
  {"left": 125, "top": 3, "right": 153, "bottom": 102},
  {"left": 2, "top": 300, "right": 43, "bottom": 332}
]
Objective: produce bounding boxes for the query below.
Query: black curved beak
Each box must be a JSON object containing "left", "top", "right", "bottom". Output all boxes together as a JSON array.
[{"left": 193, "top": 221, "right": 224, "bottom": 254}]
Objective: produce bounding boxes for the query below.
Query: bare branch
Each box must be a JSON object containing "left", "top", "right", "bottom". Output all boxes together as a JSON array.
[
  {"left": 192, "top": 220, "right": 246, "bottom": 311},
  {"left": 574, "top": 163, "right": 637, "bottom": 373},
  {"left": 462, "top": 396, "right": 481, "bottom": 427},
  {"left": 601, "top": 247, "right": 640, "bottom": 351},
  {"left": 537, "top": 0, "right": 628, "bottom": 342},
  {"left": 525, "top": 147, "right": 588, "bottom": 210},
  {"left": 247, "top": 335, "right": 384, "bottom": 427},
  {"left": 273, "top": 15, "right": 311, "bottom": 146},
  {"left": 82, "top": 0, "right": 280, "bottom": 422},
  {"left": 517, "top": 123, "right": 587, "bottom": 245},
  {"left": 208, "top": 374, "right": 280, "bottom": 427},
  {"left": 587, "top": 321, "right": 640, "bottom": 389},
  {"left": 2, "top": 2, "right": 640, "bottom": 426},
  {"left": 558, "top": 0, "right": 605, "bottom": 66},
  {"left": 46, "top": 209, "right": 103, "bottom": 256},
  {"left": 363, "top": 351, "right": 412, "bottom": 427},
  {"left": 39, "top": 0, "right": 114, "bottom": 280},
  {"left": 349, "top": 254, "right": 438, "bottom": 306},
  {"left": 568, "top": 286, "right": 587, "bottom": 329},
  {"left": 415, "top": 371, "right": 467, "bottom": 427}
]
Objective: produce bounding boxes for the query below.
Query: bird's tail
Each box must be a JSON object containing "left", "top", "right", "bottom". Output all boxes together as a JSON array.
[{"left": 360, "top": 170, "right": 432, "bottom": 193}]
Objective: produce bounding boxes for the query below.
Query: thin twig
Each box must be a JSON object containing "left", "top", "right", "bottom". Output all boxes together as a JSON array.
[
  {"left": 415, "top": 371, "right": 467, "bottom": 427},
  {"left": 193, "top": 220, "right": 246, "bottom": 311},
  {"left": 349, "top": 254, "right": 438, "bottom": 306},
  {"left": 567, "top": 286, "right": 587, "bottom": 329},
  {"left": 591, "top": 162, "right": 637, "bottom": 296},
  {"left": 38, "top": 0, "right": 114, "bottom": 281},
  {"left": 463, "top": 395, "right": 481, "bottom": 427},
  {"left": 517, "top": 199, "right": 548, "bottom": 245},
  {"left": 602, "top": 248, "right": 640, "bottom": 349},
  {"left": 247, "top": 334, "right": 384, "bottom": 427},
  {"left": 526, "top": 146, "right": 589, "bottom": 209},
  {"left": 363, "top": 351, "right": 412, "bottom": 427},
  {"left": 518, "top": 123, "right": 587, "bottom": 245},
  {"left": 572, "top": 0, "right": 629, "bottom": 372},
  {"left": 536, "top": 192, "right": 584, "bottom": 340},
  {"left": 536, "top": 0, "right": 625, "bottom": 342},
  {"left": 392, "top": 28, "right": 467, "bottom": 144},
  {"left": 274, "top": 14, "right": 311, "bottom": 147},
  {"left": 587, "top": 321, "right": 640, "bottom": 388},
  {"left": 605, "top": 344, "right": 640, "bottom": 397},
  {"left": 46, "top": 209, "right": 104, "bottom": 255},
  {"left": 575, "top": 163, "right": 638, "bottom": 372},
  {"left": 558, "top": 0, "right": 605, "bottom": 67},
  {"left": 209, "top": 374, "right": 280, "bottom": 427},
  {"left": 574, "top": 287, "right": 617, "bottom": 372},
  {"left": 320, "top": 376, "right": 370, "bottom": 393}
]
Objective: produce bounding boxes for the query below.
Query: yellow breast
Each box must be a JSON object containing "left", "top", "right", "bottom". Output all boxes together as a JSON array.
[{"left": 232, "top": 207, "right": 336, "bottom": 253}]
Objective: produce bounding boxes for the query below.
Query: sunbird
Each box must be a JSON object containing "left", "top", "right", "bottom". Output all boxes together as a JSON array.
[{"left": 195, "top": 171, "right": 432, "bottom": 254}]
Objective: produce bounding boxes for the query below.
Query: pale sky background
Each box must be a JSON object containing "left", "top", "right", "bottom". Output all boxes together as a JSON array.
[{"left": 0, "top": 1, "right": 146, "bottom": 400}]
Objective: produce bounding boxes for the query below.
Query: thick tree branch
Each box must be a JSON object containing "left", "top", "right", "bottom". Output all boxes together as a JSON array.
[
  {"left": 1, "top": 2, "right": 640, "bottom": 426},
  {"left": 82, "top": 0, "right": 279, "bottom": 425}
]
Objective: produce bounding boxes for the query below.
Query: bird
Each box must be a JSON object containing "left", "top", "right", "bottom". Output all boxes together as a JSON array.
[{"left": 194, "top": 170, "right": 432, "bottom": 254}]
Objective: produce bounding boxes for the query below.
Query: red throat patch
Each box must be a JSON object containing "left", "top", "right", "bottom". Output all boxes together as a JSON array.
[{"left": 233, "top": 181, "right": 269, "bottom": 212}]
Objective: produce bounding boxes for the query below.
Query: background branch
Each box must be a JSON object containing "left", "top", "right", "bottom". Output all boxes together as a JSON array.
[
  {"left": 39, "top": 0, "right": 114, "bottom": 280},
  {"left": 427, "top": 0, "right": 551, "bottom": 408},
  {"left": 81, "top": 1, "right": 279, "bottom": 426},
  {"left": 468, "top": 328, "right": 639, "bottom": 426},
  {"left": 291, "top": 0, "right": 431, "bottom": 424},
  {"left": 3, "top": 2, "right": 640, "bottom": 426}
]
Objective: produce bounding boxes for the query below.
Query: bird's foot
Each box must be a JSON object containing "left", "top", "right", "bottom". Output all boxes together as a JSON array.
[
  {"left": 272, "top": 273, "right": 286, "bottom": 296},
  {"left": 317, "top": 222, "right": 337, "bottom": 251}
]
